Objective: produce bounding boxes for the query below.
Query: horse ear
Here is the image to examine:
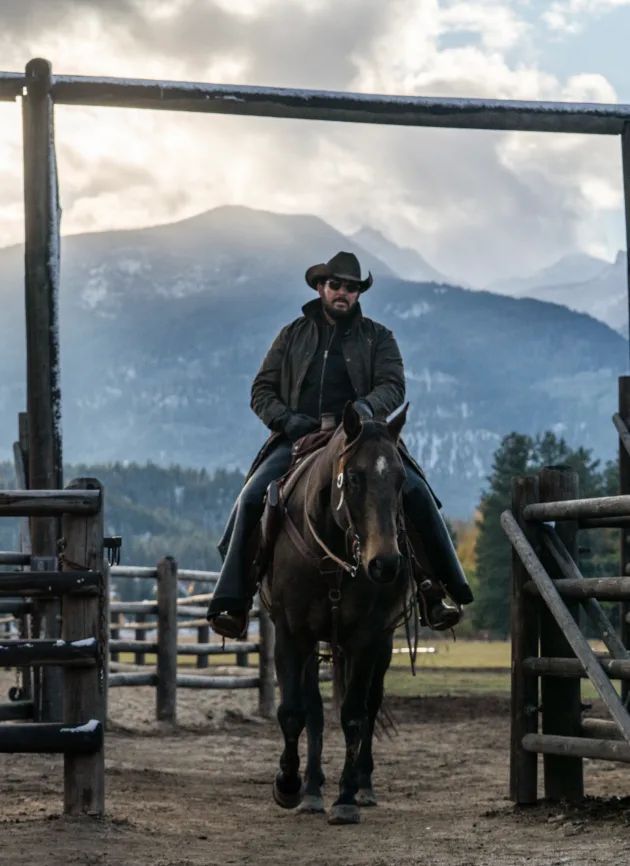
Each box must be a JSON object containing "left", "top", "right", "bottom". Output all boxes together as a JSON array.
[
  {"left": 342, "top": 401, "right": 362, "bottom": 441},
  {"left": 387, "top": 403, "right": 408, "bottom": 441}
]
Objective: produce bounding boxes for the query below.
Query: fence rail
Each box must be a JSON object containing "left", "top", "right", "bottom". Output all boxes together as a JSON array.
[
  {"left": 506, "top": 392, "right": 630, "bottom": 806},
  {"left": 107, "top": 558, "right": 275, "bottom": 720}
]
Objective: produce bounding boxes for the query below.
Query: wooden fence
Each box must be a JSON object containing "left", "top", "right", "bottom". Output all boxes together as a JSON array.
[
  {"left": 0, "top": 480, "right": 107, "bottom": 816},
  {"left": 108, "top": 561, "right": 275, "bottom": 721},
  {"left": 504, "top": 376, "right": 630, "bottom": 803}
]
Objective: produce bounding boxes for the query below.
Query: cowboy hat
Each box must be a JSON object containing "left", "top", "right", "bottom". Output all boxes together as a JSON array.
[{"left": 305, "top": 251, "right": 373, "bottom": 292}]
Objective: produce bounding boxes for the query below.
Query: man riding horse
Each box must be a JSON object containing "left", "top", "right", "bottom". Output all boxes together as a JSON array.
[{"left": 207, "top": 251, "right": 473, "bottom": 638}]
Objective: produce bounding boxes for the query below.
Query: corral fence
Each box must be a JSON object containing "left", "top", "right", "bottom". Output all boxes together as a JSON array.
[
  {"left": 0, "top": 479, "right": 107, "bottom": 816},
  {"left": 108, "top": 561, "right": 275, "bottom": 721},
  {"left": 504, "top": 375, "right": 630, "bottom": 804}
]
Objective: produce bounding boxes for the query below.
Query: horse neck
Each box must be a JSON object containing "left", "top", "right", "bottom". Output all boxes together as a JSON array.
[{"left": 300, "top": 433, "right": 342, "bottom": 539}]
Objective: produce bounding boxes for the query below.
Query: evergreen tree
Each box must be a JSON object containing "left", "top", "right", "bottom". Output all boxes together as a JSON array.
[
  {"left": 473, "top": 433, "right": 532, "bottom": 634},
  {"left": 473, "top": 432, "right": 619, "bottom": 636}
]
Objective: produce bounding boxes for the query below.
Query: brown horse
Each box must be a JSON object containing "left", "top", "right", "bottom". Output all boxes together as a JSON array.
[{"left": 264, "top": 401, "right": 412, "bottom": 825}]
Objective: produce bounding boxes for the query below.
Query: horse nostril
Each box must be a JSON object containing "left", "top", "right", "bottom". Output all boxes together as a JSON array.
[{"left": 368, "top": 555, "right": 400, "bottom": 583}]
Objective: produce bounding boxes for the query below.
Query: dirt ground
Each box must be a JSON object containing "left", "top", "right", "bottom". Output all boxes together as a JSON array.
[{"left": 2, "top": 671, "right": 630, "bottom": 866}]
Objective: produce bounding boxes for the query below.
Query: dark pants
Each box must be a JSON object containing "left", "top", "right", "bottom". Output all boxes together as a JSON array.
[{"left": 208, "top": 440, "right": 470, "bottom": 616}]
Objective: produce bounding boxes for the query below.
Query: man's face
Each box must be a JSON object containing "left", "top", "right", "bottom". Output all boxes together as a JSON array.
[{"left": 317, "top": 278, "right": 361, "bottom": 320}]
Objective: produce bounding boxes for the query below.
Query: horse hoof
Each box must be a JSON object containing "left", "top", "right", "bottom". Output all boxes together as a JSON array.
[
  {"left": 328, "top": 803, "right": 361, "bottom": 825},
  {"left": 295, "top": 794, "right": 326, "bottom": 814},
  {"left": 273, "top": 777, "right": 302, "bottom": 810},
  {"left": 356, "top": 787, "right": 378, "bottom": 807}
]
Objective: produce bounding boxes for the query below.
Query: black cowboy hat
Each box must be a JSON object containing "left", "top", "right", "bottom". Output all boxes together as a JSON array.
[{"left": 305, "top": 251, "right": 373, "bottom": 292}]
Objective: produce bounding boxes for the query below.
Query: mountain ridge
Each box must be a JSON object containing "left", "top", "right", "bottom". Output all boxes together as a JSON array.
[{"left": 0, "top": 205, "right": 625, "bottom": 517}]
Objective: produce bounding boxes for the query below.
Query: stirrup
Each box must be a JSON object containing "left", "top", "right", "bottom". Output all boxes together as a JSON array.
[
  {"left": 208, "top": 611, "right": 248, "bottom": 640},
  {"left": 427, "top": 600, "right": 462, "bottom": 632}
]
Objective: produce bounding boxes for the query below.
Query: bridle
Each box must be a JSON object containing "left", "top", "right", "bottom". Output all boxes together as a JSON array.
[{"left": 303, "top": 433, "right": 363, "bottom": 578}]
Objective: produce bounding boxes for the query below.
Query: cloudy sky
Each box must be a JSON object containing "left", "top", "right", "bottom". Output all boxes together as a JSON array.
[{"left": 0, "top": 0, "right": 629, "bottom": 285}]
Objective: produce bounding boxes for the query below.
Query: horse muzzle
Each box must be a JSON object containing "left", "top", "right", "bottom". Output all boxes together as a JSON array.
[{"left": 367, "top": 554, "right": 402, "bottom": 585}]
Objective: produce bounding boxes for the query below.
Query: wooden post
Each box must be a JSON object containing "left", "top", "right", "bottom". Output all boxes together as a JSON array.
[
  {"left": 538, "top": 466, "right": 583, "bottom": 802},
  {"left": 110, "top": 611, "right": 122, "bottom": 663},
  {"left": 61, "top": 478, "right": 106, "bottom": 816},
  {"left": 134, "top": 612, "right": 146, "bottom": 665},
  {"left": 510, "top": 475, "right": 540, "bottom": 804},
  {"left": 156, "top": 557, "right": 177, "bottom": 725},
  {"left": 619, "top": 376, "right": 630, "bottom": 703},
  {"left": 22, "top": 58, "right": 63, "bottom": 722},
  {"left": 257, "top": 602, "right": 275, "bottom": 719},
  {"left": 196, "top": 624, "right": 209, "bottom": 669}
]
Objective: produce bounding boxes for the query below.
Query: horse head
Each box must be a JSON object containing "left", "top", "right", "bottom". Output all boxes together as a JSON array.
[{"left": 330, "top": 401, "right": 408, "bottom": 585}]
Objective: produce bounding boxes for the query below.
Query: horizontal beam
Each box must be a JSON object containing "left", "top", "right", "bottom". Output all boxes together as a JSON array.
[
  {"left": 0, "top": 638, "right": 97, "bottom": 666},
  {"left": 176, "top": 593, "right": 212, "bottom": 605},
  {"left": 108, "top": 672, "right": 158, "bottom": 687},
  {"left": 522, "top": 732, "right": 630, "bottom": 763},
  {"left": 176, "top": 641, "right": 258, "bottom": 655},
  {"left": 0, "top": 571, "right": 100, "bottom": 597},
  {"left": 579, "top": 516, "right": 630, "bottom": 529},
  {"left": 0, "top": 600, "right": 32, "bottom": 615},
  {"left": 108, "top": 639, "right": 259, "bottom": 655},
  {"left": 0, "top": 700, "right": 34, "bottom": 721},
  {"left": 0, "top": 72, "right": 24, "bottom": 102},
  {"left": 523, "top": 655, "right": 630, "bottom": 679},
  {"left": 523, "top": 495, "right": 630, "bottom": 522},
  {"left": 0, "top": 551, "right": 30, "bottom": 566},
  {"left": 524, "top": 576, "right": 630, "bottom": 601},
  {"left": 44, "top": 73, "right": 630, "bottom": 135},
  {"left": 109, "top": 602, "right": 158, "bottom": 614},
  {"left": 581, "top": 718, "right": 624, "bottom": 741},
  {"left": 0, "top": 720, "right": 103, "bottom": 753},
  {"left": 0, "top": 489, "right": 101, "bottom": 516},
  {"left": 175, "top": 674, "right": 259, "bottom": 689},
  {"left": 110, "top": 566, "right": 217, "bottom": 583}
]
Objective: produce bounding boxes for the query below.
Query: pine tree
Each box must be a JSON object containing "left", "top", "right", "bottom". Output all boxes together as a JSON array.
[
  {"left": 473, "top": 433, "right": 532, "bottom": 635},
  {"left": 472, "top": 432, "right": 619, "bottom": 636}
]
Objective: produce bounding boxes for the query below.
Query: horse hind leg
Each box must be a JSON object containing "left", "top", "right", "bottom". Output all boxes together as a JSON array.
[
  {"left": 272, "top": 622, "right": 308, "bottom": 810},
  {"left": 295, "top": 650, "right": 326, "bottom": 815}
]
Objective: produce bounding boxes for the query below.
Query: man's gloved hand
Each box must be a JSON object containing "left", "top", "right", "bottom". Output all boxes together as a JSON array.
[
  {"left": 353, "top": 399, "right": 373, "bottom": 420},
  {"left": 282, "top": 411, "right": 320, "bottom": 442}
]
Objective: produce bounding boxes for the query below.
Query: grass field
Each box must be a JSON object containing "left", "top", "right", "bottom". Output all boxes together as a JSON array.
[{"left": 114, "top": 638, "right": 617, "bottom": 700}]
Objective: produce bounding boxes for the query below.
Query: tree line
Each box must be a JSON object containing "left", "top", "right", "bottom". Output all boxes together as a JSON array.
[{"left": 0, "top": 430, "right": 619, "bottom": 622}]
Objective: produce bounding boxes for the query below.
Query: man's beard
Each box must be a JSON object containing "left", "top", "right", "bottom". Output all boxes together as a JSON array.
[{"left": 323, "top": 299, "right": 356, "bottom": 320}]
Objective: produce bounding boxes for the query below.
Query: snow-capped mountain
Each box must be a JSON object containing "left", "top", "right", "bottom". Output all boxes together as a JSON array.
[
  {"left": 0, "top": 206, "right": 625, "bottom": 517},
  {"left": 488, "top": 251, "right": 628, "bottom": 336}
]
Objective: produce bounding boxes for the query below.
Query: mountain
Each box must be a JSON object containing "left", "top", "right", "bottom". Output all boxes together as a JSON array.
[
  {"left": 0, "top": 205, "right": 626, "bottom": 518},
  {"left": 350, "top": 226, "right": 449, "bottom": 284},
  {"left": 487, "top": 252, "right": 612, "bottom": 296},
  {"left": 487, "top": 251, "right": 627, "bottom": 335}
]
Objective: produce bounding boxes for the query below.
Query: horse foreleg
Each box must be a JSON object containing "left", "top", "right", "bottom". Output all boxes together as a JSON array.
[
  {"left": 328, "top": 652, "right": 375, "bottom": 825},
  {"left": 273, "top": 620, "right": 309, "bottom": 809},
  {"left": 355, "top": 633, "right": 393, "bottom": 807},
  {"left": 295, "top": 649, "right": 325, "bottom": 814}
]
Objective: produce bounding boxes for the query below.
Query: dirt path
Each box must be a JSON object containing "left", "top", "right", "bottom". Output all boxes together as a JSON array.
[{"left": 1, "top": 681, "right": 630, "bottom": 866}]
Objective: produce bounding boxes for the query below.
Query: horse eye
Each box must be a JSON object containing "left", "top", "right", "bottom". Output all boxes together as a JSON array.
[{"left": 346, "top": 471, "right": 360, "bottom": 487}]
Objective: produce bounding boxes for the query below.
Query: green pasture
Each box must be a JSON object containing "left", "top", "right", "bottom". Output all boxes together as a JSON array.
[{"left": 113, "top": 638, "right": 617, "bottom": 700}]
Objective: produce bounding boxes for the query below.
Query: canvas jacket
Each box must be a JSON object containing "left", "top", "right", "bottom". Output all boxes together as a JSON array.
[{"left": 251, "top": 298, "right": 405, "bottom": 428}]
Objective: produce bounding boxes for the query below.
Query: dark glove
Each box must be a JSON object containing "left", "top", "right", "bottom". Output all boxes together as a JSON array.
[
  {"left": 282, "top": 412, "right": 320, "bottom": 442},
  {"left": 353, "top": 399, "right": 373, "bottom": 420}
]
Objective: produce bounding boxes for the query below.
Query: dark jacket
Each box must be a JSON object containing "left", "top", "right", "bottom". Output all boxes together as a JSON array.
[{"left": 251, "top": 298, "right": 405, "bottom": 427}]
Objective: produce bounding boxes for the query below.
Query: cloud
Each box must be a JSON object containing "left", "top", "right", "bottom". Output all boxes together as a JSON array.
[
  {"left": 0, "top": 0, "right": 625, "bottom": 287},
  {"left": 542, "top": 0, "right": 630, "bottom": 34}
]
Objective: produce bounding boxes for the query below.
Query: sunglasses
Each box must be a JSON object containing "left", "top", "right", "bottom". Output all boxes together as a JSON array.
[{"left": 326, "top": 278, "right": 360, "bottom": 293}]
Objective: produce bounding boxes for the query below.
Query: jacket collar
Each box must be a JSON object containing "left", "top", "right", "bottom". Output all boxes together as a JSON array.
[{"left": 301, "top": 298, "right": 363, "bottom": 329}]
